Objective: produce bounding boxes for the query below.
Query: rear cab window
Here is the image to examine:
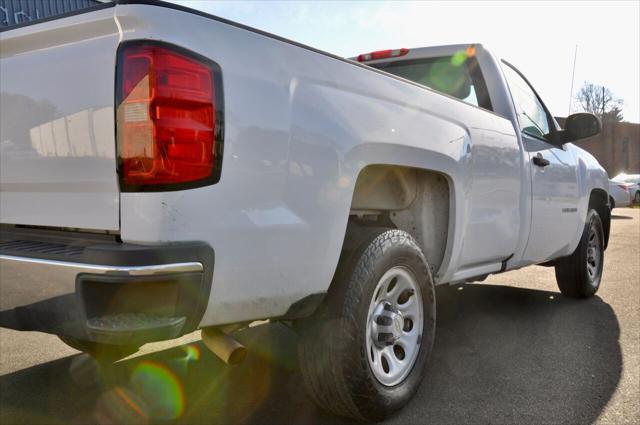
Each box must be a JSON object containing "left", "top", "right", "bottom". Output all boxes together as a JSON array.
[{"left": 370, "top": 52, "right": 493, "bottom": 111}]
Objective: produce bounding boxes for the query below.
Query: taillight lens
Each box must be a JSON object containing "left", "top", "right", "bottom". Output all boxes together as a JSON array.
[
  {"left": 618, "top": 184, "right": 629, "bottom": 192},
  {"left": 117, "top": 42, "right": 223, "bottom": 191}
]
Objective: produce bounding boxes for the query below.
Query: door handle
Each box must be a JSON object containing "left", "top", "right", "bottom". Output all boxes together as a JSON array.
[{"left": 533, "top": 153, "right": 550, "bottom": 167}]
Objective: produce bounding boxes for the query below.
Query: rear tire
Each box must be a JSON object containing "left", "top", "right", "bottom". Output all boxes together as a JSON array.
[
  {"left": 609, "top": 196, "right": 615, "bottom": 210},
  {"left": 298, "top": 228, "right": 436, "bottom": 421},
  {"left": 554, "top": 209, "right": 604, "bottom": 298},
  {"left": 635, "top": 191, "right": 640, "bottom": 204}
]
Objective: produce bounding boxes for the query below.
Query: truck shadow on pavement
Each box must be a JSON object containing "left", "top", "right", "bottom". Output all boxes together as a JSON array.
[{"left": 0, "top": 284, "right": 622, "bottom": 425}]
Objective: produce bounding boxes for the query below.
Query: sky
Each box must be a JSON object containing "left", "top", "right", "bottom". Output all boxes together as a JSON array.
[{"left": 171, "top": 1, "right": 640, "bottom": 123}]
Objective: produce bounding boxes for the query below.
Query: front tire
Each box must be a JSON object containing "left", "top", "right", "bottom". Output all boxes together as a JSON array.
[
  {"left": 298, "top": 228, "right": 436, "bottom": 421},
  {"left": 635, "top": 191, "right": 640, "bottom": 204},
  {"left": 554, "top": 209, "right": 604, "bottom": 298}
]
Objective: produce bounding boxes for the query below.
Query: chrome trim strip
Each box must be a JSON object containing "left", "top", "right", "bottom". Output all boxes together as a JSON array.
[{"left": 0, "top": 254, "right": 203, "bottom": 276}]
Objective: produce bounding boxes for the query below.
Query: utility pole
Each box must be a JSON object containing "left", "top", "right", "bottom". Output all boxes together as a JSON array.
[{"left": 568, "top": 44, "right": 577, "bottom": 116}]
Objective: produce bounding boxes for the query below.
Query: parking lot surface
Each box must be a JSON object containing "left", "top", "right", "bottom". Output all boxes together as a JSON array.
[{"left": 1, "top": 209, "right": 638, "bottom": 424}]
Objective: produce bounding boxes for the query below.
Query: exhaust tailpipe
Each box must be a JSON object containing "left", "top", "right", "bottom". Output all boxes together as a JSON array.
[{"left": 201, "top": 327, "right": 247, "bottom": 365}]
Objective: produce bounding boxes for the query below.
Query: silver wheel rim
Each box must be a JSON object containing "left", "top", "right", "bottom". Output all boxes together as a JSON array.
[
  {"left": 586, "top": 219, "right": 601, "bottom": 283},
  {"left": 365, "top": 266, "right": 423, "bottom": 386}
]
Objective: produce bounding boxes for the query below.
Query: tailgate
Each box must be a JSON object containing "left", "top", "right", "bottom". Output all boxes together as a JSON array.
[{"left": 0, "top": 6, "right": 121, "bottom": 231}]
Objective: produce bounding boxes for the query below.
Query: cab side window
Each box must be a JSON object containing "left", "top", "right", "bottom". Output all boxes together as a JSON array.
[{"left": 502, "top": 64, "right": 552, "bottom": 140}]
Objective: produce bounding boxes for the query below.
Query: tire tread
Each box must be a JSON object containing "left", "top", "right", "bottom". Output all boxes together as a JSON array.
[{"left": 298, "top": 228, "right": 435, "bottom": 420}]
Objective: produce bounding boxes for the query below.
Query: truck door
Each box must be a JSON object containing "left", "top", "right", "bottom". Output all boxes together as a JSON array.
[{"left": 501, "top": 63, "right": 581, "bottom": 264}]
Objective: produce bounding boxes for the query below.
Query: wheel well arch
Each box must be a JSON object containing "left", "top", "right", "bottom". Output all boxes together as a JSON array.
[
  {"left": 590, "top": 188, "right": 610, "bottom": 249},
  {"left": 347, "top": 164, "right": 453, "bottom": 277}
]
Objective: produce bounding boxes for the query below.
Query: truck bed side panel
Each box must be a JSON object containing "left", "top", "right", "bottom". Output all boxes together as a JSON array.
[{"left": 115, "top": 4, "right": 520, "bottom": 326}]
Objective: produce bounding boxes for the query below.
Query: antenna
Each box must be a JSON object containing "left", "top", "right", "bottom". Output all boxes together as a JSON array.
[{"left": 567, "top": 44, "right": 578, "bottom": 116}]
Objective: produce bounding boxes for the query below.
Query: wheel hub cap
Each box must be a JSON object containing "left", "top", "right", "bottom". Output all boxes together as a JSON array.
[
  {"left": 371, "top": 302, "right": 405, "bottom": 347},
  {"left": 586, "top": 220, "right": 601, "bottom": 281},
  {"left": 365, "top": 267, "right": 424, "bottom": 387}
]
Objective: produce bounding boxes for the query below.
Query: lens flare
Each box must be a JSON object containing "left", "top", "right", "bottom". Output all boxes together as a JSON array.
[
  {"left": 450, "top": 50, "right": 468, "bottom": 66},
  {"left": 466, "top": 45, "right": 476, "bottom": 57},
  {"left": 95, "top": 386, "right": 149, "bottom": 425},
  {"left": 171, "top": 343, "right": 203, "bottom": 376},
  {"left": 131, "top": 360, "right": 185, "bottom": 421},
  {"left": 451, "top": 46, "right": 476, "bottom": 67},
  {"left": 184, "top": 343, "right": 201, "bottom": 361}
]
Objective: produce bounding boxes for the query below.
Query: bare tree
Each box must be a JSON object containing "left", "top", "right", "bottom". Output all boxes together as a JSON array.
[
  {"left": 603, "top": 105, "right": 624, "bottom": 123},
  {"left": 575, "top": 82, "right": 624, "bottom": 122}
]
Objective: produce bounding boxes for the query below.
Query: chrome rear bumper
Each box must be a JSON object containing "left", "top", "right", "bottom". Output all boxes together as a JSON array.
[
  {"left": 0, "top": 254, "right": 202, "bottom": 310},
  {"left": 0, "top": 227, "right": 213, "bottom": 344}
]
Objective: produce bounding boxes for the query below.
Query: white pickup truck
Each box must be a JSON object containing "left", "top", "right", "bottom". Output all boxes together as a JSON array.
[{"left": 0, "top": 0, "right": 610, "bottom": 420}]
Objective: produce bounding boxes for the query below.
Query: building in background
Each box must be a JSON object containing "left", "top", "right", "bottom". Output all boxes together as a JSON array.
[
  {"left": 557, "top": 118, "right": 640, "bottom": 177},
  {"left": 0, "top": 0, "right": 105, "bottom": 28}
]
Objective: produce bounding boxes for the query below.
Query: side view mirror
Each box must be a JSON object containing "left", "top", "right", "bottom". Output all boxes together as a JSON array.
[{"left": 560, "top": 113, "right": 601, "bottom": 143}]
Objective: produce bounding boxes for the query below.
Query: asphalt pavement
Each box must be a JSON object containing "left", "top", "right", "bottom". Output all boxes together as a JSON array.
[{"left": 1, "top": 209, "right": 638, "bottom": 424}]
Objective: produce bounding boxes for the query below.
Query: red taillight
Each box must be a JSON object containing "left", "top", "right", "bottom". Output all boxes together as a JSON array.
[
  {"left": 117, "top": 42, "right": 223, "bottom": 191},
  {"left": 618, "top": 184, "right": 629, "bottom": 192},
  {"left": 357, "top": 48, "right": 409, "bottom": 62}
]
